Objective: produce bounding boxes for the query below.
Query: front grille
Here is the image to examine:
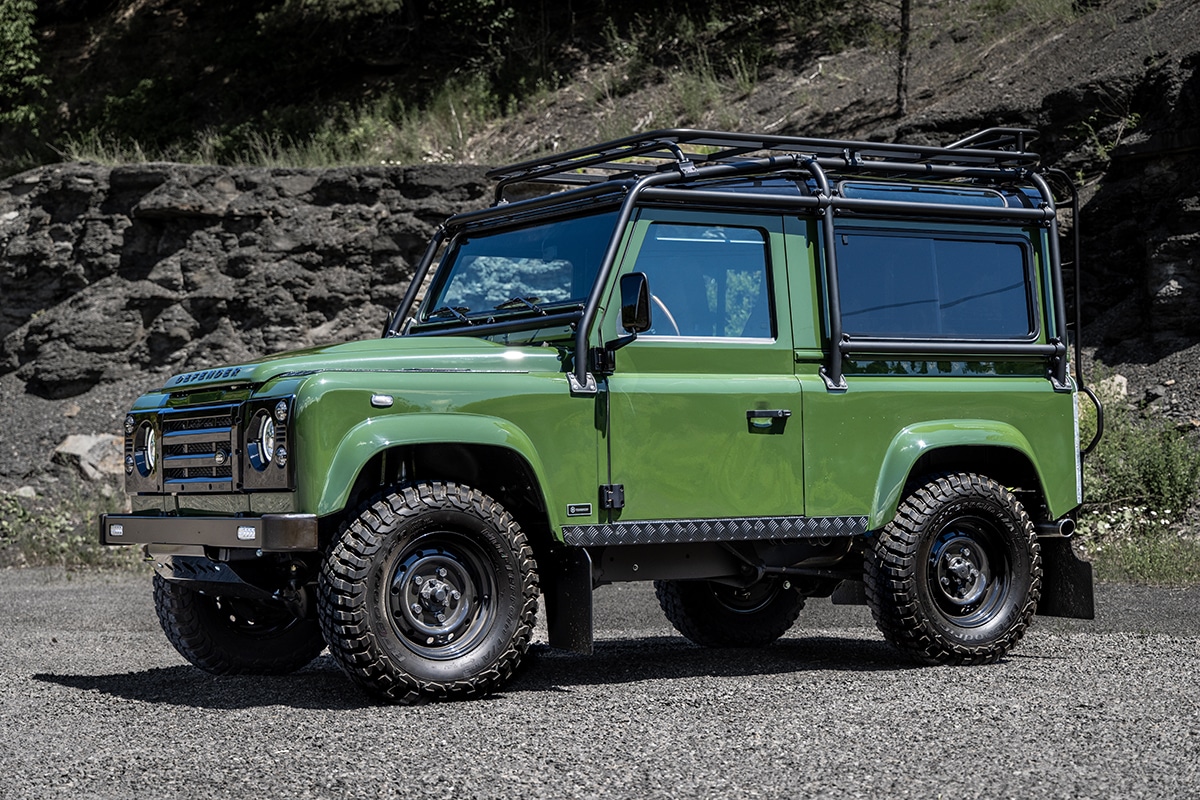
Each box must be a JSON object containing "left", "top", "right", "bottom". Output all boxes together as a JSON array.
[{"left": 160, "top": 404, "right": 239, "bottom": 491}]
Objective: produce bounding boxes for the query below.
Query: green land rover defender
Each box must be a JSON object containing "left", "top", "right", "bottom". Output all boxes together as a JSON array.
[{"left": 101, "top": 128, "right": 1101, "bottom": 704}]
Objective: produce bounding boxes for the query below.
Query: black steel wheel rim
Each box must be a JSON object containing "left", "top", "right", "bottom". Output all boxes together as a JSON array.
[
  {"left": 709, "top": 579, "right": 782, "bottom": 615},
  {"left": 211, "top": 597, "right": 300, "bottom": 637},
  {"left": 923, "top": 515, "right": 1011, "bottom": 627},
  {"left": 383, "top": 531, "right": 497, "bottom": 660}
]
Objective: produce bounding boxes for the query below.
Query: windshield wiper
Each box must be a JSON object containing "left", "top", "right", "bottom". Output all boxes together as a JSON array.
[
  {"left": 428, "top": 306, "right": 473, "bottom": 324},
  {"left": 494, "top": 296, "right": 546, "bottom": 314}
]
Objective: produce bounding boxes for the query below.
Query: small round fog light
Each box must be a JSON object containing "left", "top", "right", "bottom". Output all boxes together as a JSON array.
[
  {"left": 124, "top": 415, "right": 136, "bottom": 435},
  {"left": 275, "top": 445, "right": 288, "bottom": 468},
  {"left": 274, "top": 400, "right": 288, "bottom": 423},
  {"left": 125, "top": 454, "right": 135, "bottom": 475}
]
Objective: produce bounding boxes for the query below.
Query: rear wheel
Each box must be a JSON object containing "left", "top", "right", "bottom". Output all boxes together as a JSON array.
[
  {"left": 655, "top": 577, "right": 804, "bottom": 647},
  {"left": 318, "top": 482, "right": 538, "bottom": 704},
  {"left": 865, "top": 472, "right": 1041, "bottom": 665},
  {"left": 153, "top": 575, "right": 326, "bottom": 675}
]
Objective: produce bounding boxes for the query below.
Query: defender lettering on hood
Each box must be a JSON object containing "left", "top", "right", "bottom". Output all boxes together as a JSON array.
[{"left": 169, "top": 367, "right": 244, "bottom": 386}]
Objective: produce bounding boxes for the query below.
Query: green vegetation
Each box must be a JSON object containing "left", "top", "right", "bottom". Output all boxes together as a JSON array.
[
  {"left": 1076, "top": 393, "right": 1200, "bottom": 584},
  {"left": 4, "top": 0, "right": 928, "bottom": 174},
  {"left": 0, "top": 0, "right": 48, "bottom": 138},
  {"left": 0, "top": 489, "right": 142, "bottom": 571}
]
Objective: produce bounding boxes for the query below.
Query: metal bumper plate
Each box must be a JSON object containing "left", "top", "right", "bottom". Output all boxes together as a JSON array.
[{"left": 99, "top": 513, "right": 318, "bottom": 552}]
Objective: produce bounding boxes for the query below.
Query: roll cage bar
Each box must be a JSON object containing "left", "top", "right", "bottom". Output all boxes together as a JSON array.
[{"left": 389, "top": 127, "right": 1084, "bottom": 397}]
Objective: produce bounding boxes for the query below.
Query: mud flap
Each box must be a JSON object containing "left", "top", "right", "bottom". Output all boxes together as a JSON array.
[
  {"left": 542, "top": 546, "right": 594, "bottom": 654},
  {"left": 1036, "top": 537, "right": 1095, "bottom": 619}
]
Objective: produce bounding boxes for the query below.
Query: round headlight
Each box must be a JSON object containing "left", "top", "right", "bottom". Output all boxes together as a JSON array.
[
  {"left": 145, "top": 428, "right": 156, "bottom": 472},
  {"left": 259, "top": 417, "right": 276, "bottom": 465},
  {"left": 134, "top": 422, "right": 157, "bottom": 476}
]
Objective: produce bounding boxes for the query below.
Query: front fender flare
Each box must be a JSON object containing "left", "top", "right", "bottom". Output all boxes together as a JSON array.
[{"left": 307, "top": 413, "right": 554, "bottom": 521}]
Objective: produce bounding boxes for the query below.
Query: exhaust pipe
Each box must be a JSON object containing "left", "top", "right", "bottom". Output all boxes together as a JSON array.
[{"left": 1036, "top": 518, "right": 1076, "bottom": 538}]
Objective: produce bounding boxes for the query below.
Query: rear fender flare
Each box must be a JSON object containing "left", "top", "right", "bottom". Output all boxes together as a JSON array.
[{"left": 870, "top": 420, "right": 1042, "bottom": 530}]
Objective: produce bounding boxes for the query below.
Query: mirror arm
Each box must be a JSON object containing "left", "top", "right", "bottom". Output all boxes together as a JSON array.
[
  {"left": 606, "top": 332, "right": 638, "bottom": 352},
  {"left": 593, "top": 332, "right": 638, "bottom": 375}
]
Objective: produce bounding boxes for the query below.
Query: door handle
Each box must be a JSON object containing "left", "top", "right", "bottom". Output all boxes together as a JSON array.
[
  {"left": 746, "top": 409, "right": 792, "bottom": 420},
  {"left": 746, "top": 409, "right": 792, "bottom": 432}
]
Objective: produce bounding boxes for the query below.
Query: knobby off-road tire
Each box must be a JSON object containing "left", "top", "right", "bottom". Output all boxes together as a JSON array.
[
  {"left": 318, "top": 482, "right": 539, "bottom": 704},
  {"left": 654, "top": 577, "right": 805, "bottom": 647},
  {"left": 865, "top": 472, "right": 1042, "bottom": 665},
  {"left": 153, "top": 574, "right": 326, "bottom": 675}
]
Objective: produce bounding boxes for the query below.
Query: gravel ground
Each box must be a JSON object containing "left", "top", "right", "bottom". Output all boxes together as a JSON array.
[{"left": 1, "top": 569, "right": 1198, "bottom": 800}]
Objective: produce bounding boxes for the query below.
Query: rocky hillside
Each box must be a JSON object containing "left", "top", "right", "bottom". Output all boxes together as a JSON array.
[
  {"left": 1, "top": 0, "right": 1198, "bottom": 509},
  {"left": 0, "top": 163, "right": 490, "bottom": 497}
]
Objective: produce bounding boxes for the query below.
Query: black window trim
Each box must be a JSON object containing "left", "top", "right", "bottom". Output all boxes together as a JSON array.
[
  {"left": 626, "top": 218, "right": 779, "bottom": 343},
  {"left": 831, "top": 224, "right": 1042, "bottom": 347}
]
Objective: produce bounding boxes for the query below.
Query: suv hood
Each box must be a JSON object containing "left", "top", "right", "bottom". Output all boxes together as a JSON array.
[{"left": 160, "top": 336, "right": 564, "bottom": 391}]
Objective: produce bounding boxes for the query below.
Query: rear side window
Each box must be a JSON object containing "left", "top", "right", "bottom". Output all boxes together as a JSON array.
[{"left": 835, "top": 229, "right": 1034, "bottom": 340}]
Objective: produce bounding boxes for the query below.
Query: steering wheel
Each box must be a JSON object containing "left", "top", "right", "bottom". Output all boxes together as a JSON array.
[{"left": 650, "top": 294, "right": 681, "bottom": 336}]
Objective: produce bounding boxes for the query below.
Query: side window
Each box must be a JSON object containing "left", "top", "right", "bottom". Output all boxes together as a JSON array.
[
  {"left": 630, "top": 223, "right": 773, "bottom": 339},
  {"left": 835, "top": 229, "right": 1033, "bottom": 339}
]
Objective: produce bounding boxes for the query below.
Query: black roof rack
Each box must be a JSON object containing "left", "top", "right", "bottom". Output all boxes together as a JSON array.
[
  {"left": 486, "top": 127, "right": 1041, "bottom": 203},
  {"left": 395, "top": 125, "right": 1080, "bottom": 398}
]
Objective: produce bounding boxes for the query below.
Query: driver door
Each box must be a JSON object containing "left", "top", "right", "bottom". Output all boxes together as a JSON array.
[{"left": 600, "top": 209, "right": 803, "bottom": 521}]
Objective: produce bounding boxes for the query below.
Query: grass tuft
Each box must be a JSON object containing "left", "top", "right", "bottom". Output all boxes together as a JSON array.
[
  {"left": 0, "top": 489, "right": 143, "bottom": 571},
  {"left": 1075, "top": 390, "right": 1200, "bottom": 585}
]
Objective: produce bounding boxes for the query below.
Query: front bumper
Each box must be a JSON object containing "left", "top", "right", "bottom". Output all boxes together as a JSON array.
[{"left": 99, "top": 513, "right": 318, "bottom": 552}]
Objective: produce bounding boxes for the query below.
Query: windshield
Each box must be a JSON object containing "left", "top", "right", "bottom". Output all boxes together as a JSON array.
[{"left": 419, "top": 209, "right": 619, "bottom": 324}]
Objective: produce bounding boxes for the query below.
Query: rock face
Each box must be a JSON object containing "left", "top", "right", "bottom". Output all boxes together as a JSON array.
[
  {"left": 0, "top": 163, "right": 489, "bottom": 400},
  {"left": 1068, "top": 51, "right": 1200, "bottom": 354}
]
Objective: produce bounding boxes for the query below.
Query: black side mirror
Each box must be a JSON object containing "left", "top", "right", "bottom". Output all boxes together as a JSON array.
[
  {"left": 596, "top": 272, "right": 652, "bottom": 375},
  {"left": 620, "top": 272, "right": 652, "bottom": 334}
]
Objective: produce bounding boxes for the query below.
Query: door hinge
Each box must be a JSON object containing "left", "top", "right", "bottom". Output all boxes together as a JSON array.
[
  {"left": 590, "top": 346, "right": 615, "bottom": 375},
  {"left": 599, "top": 484, "right": 625, "bottom": 510}
]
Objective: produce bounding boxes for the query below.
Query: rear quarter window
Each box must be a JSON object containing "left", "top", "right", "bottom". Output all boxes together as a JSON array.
[{"left": 835, "top": 229, "right": 1034, "bottom": 340}]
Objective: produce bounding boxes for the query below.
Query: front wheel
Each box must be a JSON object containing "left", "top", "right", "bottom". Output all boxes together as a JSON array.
[
  {"left": 318, "top": 482, "right": 539, "bottom": 704},
  {"left": 153, "top": 575, "right": 326, "bottom": 675},
  {"left": 865, "top": 472, "right": 1041, "bottom": 665}
]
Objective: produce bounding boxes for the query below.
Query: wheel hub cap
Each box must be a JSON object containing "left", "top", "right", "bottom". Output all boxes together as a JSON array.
[
  {"left": 934, "top": 536, "right": 990, "bottom": 607},
  {"left": 391, "top": 554, "right": 472, "bottom": 641}
]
